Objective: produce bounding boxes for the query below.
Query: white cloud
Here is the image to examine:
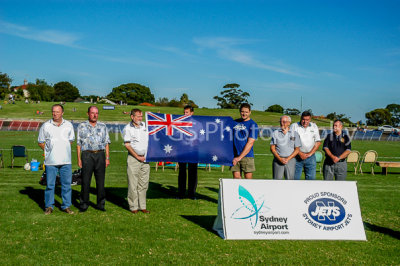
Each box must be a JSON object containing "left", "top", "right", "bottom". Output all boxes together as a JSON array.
[
  {"left": 90, "top": 54, "right": 168, "bottom": 68},
  {"left": 0, "top": 20, "right": 81, "bottom": 47},
  {"left": 154, "top": 45, "right": 194, "bottom": 58},
  {"left": 193, "top": 37, "right": 304, "bottom": 77},
  {"left": 259, "top": 82, "right": 310, "bottom": 91}
]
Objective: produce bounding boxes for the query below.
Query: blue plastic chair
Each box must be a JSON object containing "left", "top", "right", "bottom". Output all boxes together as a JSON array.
[
  {"left": 315, "top": 151, "right": 323, "bottom": 174},
  {"left": 11, "top": 145, "right": 28, "bottom": 168}
]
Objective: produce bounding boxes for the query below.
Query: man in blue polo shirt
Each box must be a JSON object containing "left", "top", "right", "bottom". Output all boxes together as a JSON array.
[
  {"left": 231, "top": 103, "right": 259, "bottom": 179},
  {"left": 323, "top": 120, "right": 351, "bottom": 180}
]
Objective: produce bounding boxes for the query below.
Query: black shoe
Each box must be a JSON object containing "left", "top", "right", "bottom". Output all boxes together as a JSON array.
[
  {"left": 79, "top": 208, "right": 88, "bottom": 213},
  {"left": 96, "top": 206, "right": 106, "bottom": 211}
]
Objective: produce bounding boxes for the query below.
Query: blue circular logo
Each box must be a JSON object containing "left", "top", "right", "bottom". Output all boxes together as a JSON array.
[{"left": 308, "top": 198, "right": 345, "bottom": 225}]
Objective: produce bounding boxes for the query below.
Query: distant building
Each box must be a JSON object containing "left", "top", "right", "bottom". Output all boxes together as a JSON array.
[
  {"left": 103, "top": 98, "right": 117, "bottom": 105},
  {"left": 13, "top": 79, "right": 30, "bottom": 98}
]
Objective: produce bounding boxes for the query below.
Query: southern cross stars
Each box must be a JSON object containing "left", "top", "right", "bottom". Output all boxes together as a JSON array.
[
  {"left": 212, "top": 155, "right": 218, "bottom": 162},
  {"left": 200, "top": 129, "right": 206, "bottom": 135},
  {"left": 163, "top": 144, "right": 173, "bottom": 154}
]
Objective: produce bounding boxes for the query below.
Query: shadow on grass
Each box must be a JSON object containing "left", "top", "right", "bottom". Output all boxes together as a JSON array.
[
  {"left": 104, "top": 187, "right": 130, "bottom": 211},
  {"left": 20, "top": 186, "right": 45, "bottom": 210},
  {"left": 20, "top": 181, "right": 218, "bottom": 212},
  {"left": 205, "top": 187, "right": 219, "bottom": 194},
  {"left": 181, "top": 215, "right": 218, "bottom": 235},
  {"left": 19, "top": 186, "right": 81, "bottom": 210},
  {"left": 364, "top": 222, "right": 400, "bottom": 240},
  {"left": 148, "top": 182, "right": 218, "bottom": 204}
]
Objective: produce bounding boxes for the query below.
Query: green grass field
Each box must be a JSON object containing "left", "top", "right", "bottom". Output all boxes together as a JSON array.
[
  {"left": 0, "top": 130, "right": 399, "bottom": 264},
  {"left": 0, "top": 100, "right": 335, "bottom": 126}
]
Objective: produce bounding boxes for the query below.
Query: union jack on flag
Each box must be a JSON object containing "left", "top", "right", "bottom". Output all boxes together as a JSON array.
[
  {"left": 145, "top": 112, "right": 235, "bottom": 165},
  {"left": 147, "top": 112, "right": 193, "bottom": 136}
]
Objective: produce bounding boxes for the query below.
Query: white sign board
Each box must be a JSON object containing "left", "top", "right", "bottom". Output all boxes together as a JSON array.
[{"left": 213, "top": 179, "right": 366, "bottom": 240}]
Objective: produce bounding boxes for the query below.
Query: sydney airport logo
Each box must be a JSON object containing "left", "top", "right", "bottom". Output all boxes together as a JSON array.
[
  {"left": 303, "top": 192, "right": 353, "bottom": 231},
  {"left": 230, "top": 185, "right": 269, "bottom": 229}
]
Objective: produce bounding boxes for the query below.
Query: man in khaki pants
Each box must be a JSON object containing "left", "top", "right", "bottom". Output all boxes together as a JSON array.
[{"left": 122, "top": 108, "right": 150, "bottom": 214}]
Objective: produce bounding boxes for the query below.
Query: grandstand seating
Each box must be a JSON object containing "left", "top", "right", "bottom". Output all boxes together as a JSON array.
[
  {"left": 1, "top": 121, "right": 398, "bottom": 144},
  {"left": 8, "top": 121, "right": 22, "bottom": 131},
  {"left": 320, "top": 129, "right": 332, "bottom": 139},
  {"left": 352, "top": 130, "right": 382, "bottom": 141},
  {"left": 27, "top": 121, "right": 40, "bottom": 131},
  {"left": 20, "top": 121, "right": 30, "bottom": 131},
  {"left": 387, "top": 133, "right": 400, "bottom": 141}
]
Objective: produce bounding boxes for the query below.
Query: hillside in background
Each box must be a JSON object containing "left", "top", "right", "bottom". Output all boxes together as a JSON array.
[{"left": 0, "top": 101, "right": 333, "bottom": 126}]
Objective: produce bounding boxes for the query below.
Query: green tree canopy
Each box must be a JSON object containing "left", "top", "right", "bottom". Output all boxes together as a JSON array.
[
  {"left": 179, "top": 93, "right": 198, "bottom": 108},
  {"left": 54, "top": 81, "right": 80, "bottom": 102},
  {"left": 326, "top": 112, "right": 347, "bottom": 120},
  {"left": 0, "top": 72, "right": 12, "bottom": 99},
  {"left": 365, "top": 108, "right": 392, "bottom": 126},
  {"left": 27, "top": 79, "right": 55, "bottom": 101},
  {"left": 213, "top": 83, "right": 251, "bottom": 109},
  {"left": 265, "top": 104, "right": 284, "bottom": 113},
  {"left": 107, "top": 83, "right": 155, "bottom": 105},
  {"left": 386, "top": 103, "right": 400, "bottom": 126}
]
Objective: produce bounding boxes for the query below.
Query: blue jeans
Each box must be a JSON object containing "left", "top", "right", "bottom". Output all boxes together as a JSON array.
[
  {"left": 294, "top": 154, "right": 316, "bottom": 180},
  {"left": 45, "top": 164, "right": 72, "bottom": 210}
]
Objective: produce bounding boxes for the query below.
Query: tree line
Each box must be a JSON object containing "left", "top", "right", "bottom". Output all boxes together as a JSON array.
[
  {"left": 0, "top": 72, "right": 197, "bottom": 107},
  {"left": 1, "top": 72, "right": 399, "bottom": 126}
]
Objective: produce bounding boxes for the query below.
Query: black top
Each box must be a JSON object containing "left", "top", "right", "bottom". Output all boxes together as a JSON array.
[{"left": 323, "top": 132, "right": 351, "bottom": 165}]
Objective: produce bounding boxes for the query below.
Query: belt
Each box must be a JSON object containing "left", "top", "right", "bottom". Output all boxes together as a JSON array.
[
  {"left": 339, "top": 159, "right": 346, "bottom": 162},
  {"left": 84, "top": 150, "right": 104, "bottom": 153}
]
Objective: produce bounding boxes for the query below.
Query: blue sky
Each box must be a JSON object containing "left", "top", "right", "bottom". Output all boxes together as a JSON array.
[{"left": 1, "top": 0, "right": 399, "bottom": 122}]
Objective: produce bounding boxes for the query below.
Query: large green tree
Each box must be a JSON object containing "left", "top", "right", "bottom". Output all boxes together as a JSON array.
[
  {"left": 0, "top": 72, "right": 12, "bottom": 99},
  {"left": 54, "top": 81, "right": 80, "bottom": 102},
  {"left": 266, "top": 104, "right": 284, "bottom": 113},
  {"left": 386, "top": 103, "right": 400, "bottom": 126},
  {"left": 107, "top": 83, "right": 155, "bottom": 105},
  {"left": 365, "top": 108, "right": 392, "bottom": 126},
  {"left": 179, "top": 93, "right": 198, "bottom": 108},
  {"left": 27, "top": 79, "right": 55, "bottom": 101},
  {"left": 213, "top": 83, "right": 251, "bottom": 109}
]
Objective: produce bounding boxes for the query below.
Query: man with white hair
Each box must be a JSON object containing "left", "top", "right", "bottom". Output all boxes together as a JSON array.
[{"left": 270, "top": 115, "right": 301, "bottom": 179}]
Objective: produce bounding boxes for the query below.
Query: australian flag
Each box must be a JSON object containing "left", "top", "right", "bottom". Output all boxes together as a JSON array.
[{"left": 145, "top": 112, "right": 235, "bottom": 165}]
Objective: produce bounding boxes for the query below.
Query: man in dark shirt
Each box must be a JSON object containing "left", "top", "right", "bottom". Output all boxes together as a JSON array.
[
  {"left": 177, "top": 105, "right": 198, "bottom": 199},
  {"left": 323, "top": 120, "right": 351, "bottom": 180}
]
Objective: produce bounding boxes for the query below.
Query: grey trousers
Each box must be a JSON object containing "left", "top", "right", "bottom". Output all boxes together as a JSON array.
[
  {"left": 127, "top": 155, "right": 150, "bottom": 211},
  {"left": 323, "top": 161, "right": 347, "bottom": 180},
  {"left": 273, "top": 158, "right": 296, "bottom": 180}
]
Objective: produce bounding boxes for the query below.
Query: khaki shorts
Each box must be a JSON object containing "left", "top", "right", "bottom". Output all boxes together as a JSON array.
[{"left": 230, "top": 157, "right": 256, "bottom": 173}]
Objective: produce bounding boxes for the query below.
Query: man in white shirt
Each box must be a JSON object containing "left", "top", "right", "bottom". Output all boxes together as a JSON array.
[
  {"left": 38, "top": 104, "right": 75, "bottom": 215},
  {"left": 290, "top": 111, "right": 321, "bottom": 180},
  {"left": 123, "top": 109, "right": 150, "bottom": 214}
]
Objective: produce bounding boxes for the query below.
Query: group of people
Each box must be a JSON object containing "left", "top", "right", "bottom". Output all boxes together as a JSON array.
[
  {"left": 270, "top": 112, "right": 351, "bottom": 181},
  {"left": 38, "top": 103, "right": 351, "bottom": 215}
]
